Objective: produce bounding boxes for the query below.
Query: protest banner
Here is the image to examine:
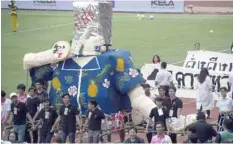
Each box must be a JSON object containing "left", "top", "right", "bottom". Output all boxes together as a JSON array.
[
  {"left": 141, "top": 63, "right": 231, "bottom": 99},
  {"left": 183, "top": 51, "right": 233, "bottom": 75}
]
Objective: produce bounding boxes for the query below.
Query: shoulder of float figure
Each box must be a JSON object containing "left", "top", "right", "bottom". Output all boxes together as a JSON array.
[{"left": 23, "top": 41, "right": 72, "bottom": 70}]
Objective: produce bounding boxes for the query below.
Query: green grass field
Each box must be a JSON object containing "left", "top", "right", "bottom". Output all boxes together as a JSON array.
[{"left": 1, "top": 10, "right": 233, "bottom": 94}]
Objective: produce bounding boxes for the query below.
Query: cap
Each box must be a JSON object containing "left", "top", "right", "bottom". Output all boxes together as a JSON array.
[{"left": 9, "top": 92, "right": 18, "bottom": 99}]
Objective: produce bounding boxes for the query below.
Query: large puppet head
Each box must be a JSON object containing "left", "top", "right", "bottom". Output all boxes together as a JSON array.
[
  {"left": 70, "top": 0, "right": 112, "bottom": 56},
  {"left": 23, "top": 1, "right": 112, "bottom": 70}
]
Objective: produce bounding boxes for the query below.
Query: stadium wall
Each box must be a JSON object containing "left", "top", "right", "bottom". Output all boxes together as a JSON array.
[{"left": 1, "top": 0, "right": 185, "bottom": 13}]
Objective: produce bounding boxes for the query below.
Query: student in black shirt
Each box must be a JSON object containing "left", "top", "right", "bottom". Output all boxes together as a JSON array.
[
  {"left": 83, "top": 100, "right": 105, "bottom": 143},
  {"left": 168, "top": 87, "right": 183, "bottom": 118},
  {"left": 158, "top": 86, "right": 172, "bottom": 110},
  {"left": 183, "top": 124, "right": 198, "bottom": 143},
  {"left": 147, "top": 97, "right": 169, "bottom": 134},
  {"left": 168, "top": 86, "right": 183, "bottom": 143},
  {"left": 38, "top": 98, "right": 58, "bottom": 143},
  {"left": 51, "top": 93, "right": 81, "bottom": 143},
  {"left": 27, "top": 87, "right": 40, "bottom": 120},
  {"left": 194, "top": 112, "right": 217, "bottom": 143},
  {"left": 26, "top": 87, "right": 40, "bottom": 143},
  {"left": 35, "top": 80, "right": 48, "bottom": 105},
  {"left": 6, "top": 93, "right": 35, "bottom": 142}
]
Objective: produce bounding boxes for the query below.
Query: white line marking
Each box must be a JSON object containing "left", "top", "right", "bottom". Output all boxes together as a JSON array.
[
  {"left": 4, "top": 12, "right": 233, "bottom": 20},
  {"left": 1, "top": 22, "right": 73, "bottom": 36}
]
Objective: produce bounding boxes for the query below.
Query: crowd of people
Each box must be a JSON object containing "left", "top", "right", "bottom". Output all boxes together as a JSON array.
[{"left": 1, "top": 54, "right": 233, "bottom": 143}]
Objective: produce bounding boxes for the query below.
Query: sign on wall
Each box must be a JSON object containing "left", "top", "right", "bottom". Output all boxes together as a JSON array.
[{"left": 1, "top": 0, "right": 184, "bottom": 13}]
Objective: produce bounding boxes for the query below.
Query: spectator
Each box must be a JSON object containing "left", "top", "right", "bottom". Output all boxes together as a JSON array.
[
  {"left": 17, "top": 84, "right": 27, "bottom": 103},
  {"left": 118, "top": 110, "right": 132, "bottom": 142},
  {"left": 229, "top": 74, "right": 233, "bottom": 99},
  {"left": 194, "top": 112, "right": 217, "bottom": 143},
  {"left": 168, "top": 86, "right": 183, "bottom": 143},
  {"left": 231, "top": 42, "right": 233, "bottom": 53},
  {"left": 1, "top": 90, "right": 12, "bottom": 130},
  {"left": 27, "top": 87, "right": 40, "bottom": 120},
  {"left": 35, "top": 80, "right": 48, "bottom": 109},
  {"left": 215, "top": 119, "right": 233, "bottom": 143},
  {"left": 158, "top": 86, "right": 172, "bottom": 110},
  {"left": 38, "top": 98, "right": 58, "bottom": 143},
  {"left": 194, "top": 42, "right": 200, "bottom": 50},
  {"left": 8, "top": 131, "right": 20, "bottom": 143},
  {"left": 26, "top": 87, "right": 41, "bottom": 143},
  {"left": 155, "top": 62, "right": 173, "bottom": 97},
  {"left": 1, "top": 90, "right": 12, "bottom": 141},
  {"left": 83, "top": 100, "right": 105, "bottom": 143},
  {"left": 111, "top": 110, "right": 126, "bottom": 142},
  {"left": 142, "top": 83, "right": 155, "bottom": 102},
  {"left": 196, "top": 68, "right": 214, "bottom": 119},
  {"left": 150, "top": 122, "right": 172, "bottom": 144},
  {"left": 51, "top": 135, "right": 63, "bottom": 144},
  {"left": 100, "top": 114, "right": 111, "bottom": 143},
  {"left": 169, "top": 87, "right": 183, "bottom": 118},
  {"left": 152, "top": 55, "right": 161, "bottom": 64},
  {"left": 147, "top": 97, "right": 169, "bottom": 132},
  {"left": 33, "top": 80, "right": 49, "bottom": 143},
  {"left": 6, "top": 93, "right": 35, "bottom": 142},
  {"left": 183, "top": 124, "right": 198, "bottom": 143},
  {"left": 51, "top": 93, "right": 81, "bottom": 143},
  {"left": 123, "top": 127, "right": 144, "bottom": 143},
  {"left": 216, "top": 87, "right": 233, "bottom": 132},
  {"left": 145, "top": 118, "right": 154, "bottom": 143}
]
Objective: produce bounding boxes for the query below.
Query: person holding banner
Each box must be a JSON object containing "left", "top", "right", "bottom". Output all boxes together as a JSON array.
[
  {"left": 229, "top": 74, "right": 233, "bottom": 99},
  {"left": 196, "top": 68, "right": 214, "bottom": 119},
  {"left": 216, "top": 87, "right": 233, "bottom": 132},
  {"left": 152, "top": 55, "right": 161, "bottom": 64},
  {"left": 194, "top": 43, "right": 201, "bottom": 50},
  {"left": 231, "top": 42, "right": 233, "bottom": 53}
]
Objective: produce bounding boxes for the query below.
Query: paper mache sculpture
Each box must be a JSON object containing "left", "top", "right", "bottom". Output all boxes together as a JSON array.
[{"left": 23, "top": 0, "right": 156, "bottom": 123}]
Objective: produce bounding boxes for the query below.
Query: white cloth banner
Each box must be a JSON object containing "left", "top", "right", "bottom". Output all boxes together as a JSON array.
[
  {"left": 141, "top": 64, "right": 231, "bottom": 99},
  {"left": 183, "top": 51, "right": 233, "bottom": 75}
]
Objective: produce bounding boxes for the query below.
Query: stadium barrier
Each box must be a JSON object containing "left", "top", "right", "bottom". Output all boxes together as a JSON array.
[{"left": 1, "top": 0, "right": 184, "bottom": 13}]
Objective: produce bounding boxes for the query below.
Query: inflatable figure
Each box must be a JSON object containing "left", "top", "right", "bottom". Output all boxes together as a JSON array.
[{"left": 23, "top": 1, "right": 156, "bottom": 123}]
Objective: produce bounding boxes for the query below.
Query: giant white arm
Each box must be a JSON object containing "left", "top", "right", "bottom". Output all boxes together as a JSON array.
[{"left": 127, "top": 85, "right": 156, "bottom": 119}]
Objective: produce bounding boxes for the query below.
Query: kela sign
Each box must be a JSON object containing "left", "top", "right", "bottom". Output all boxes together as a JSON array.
[{"left": 151, "top": 0, "right": 175, "bottom": 7}]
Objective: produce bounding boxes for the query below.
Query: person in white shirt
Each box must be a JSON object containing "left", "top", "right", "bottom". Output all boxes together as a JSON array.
[
  {"left": 216, "top": 87, "right": 233, "bottom": 132},
  {"left": 229, "top": 74, "right": 233, "bottom": 99},
  {"left": 196, "top": 68, "right": 214, "bottom": 119},
  {"left": 1, "top": 90, "right": 12, "bottom": 140},
  {"left": 155, "top": 62, "right": 173, "bottom": 97}
]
